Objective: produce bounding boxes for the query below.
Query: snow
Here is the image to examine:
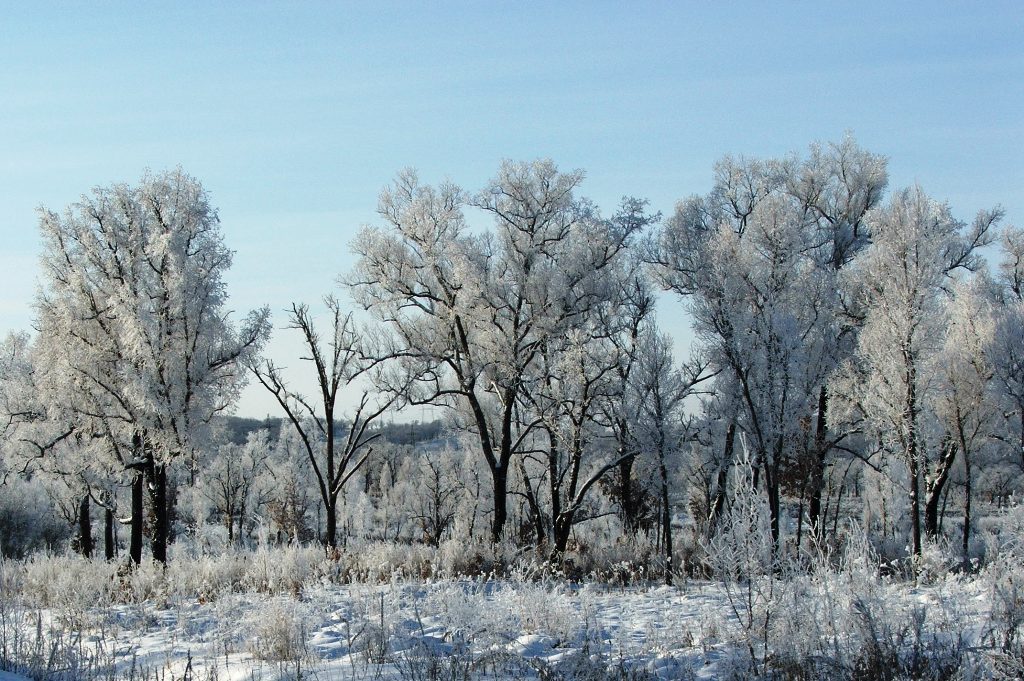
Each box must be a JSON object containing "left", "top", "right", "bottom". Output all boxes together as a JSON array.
[{"left": 0, "top": 574, "right": 1000, "bottom": 680}]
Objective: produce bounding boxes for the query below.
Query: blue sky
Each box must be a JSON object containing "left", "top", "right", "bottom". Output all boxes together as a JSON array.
[{"left": 2, "top": 2, "right": 1021, "bottom": 418}]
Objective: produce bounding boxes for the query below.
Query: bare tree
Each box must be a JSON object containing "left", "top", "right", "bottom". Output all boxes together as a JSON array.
[{"left": 251, "top": 296, "right": 397, "bottom": 550}]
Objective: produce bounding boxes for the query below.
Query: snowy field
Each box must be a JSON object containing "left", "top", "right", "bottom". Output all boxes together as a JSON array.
[{"left": 0, "top": 541, "right": 1021, "bottom": 681}]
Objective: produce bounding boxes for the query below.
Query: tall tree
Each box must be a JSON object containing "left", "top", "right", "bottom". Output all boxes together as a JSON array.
[
  {"left": 832, "top": 186, "right": 998, "bottom": 556},
  {"left": 626, "top": 328, "right": 714, "bottom": 584},
  {"left": 35, "top": 169, "right": 270, "bottom": 563},
  {"left": 649, "top": 138, "right": 887, "bottom": 547},
  {"left": 351, "top": 160, "right": 654, "bottom": 542},
  {"left": 932, "top": 278, "right": 998, "bottom": 553}
]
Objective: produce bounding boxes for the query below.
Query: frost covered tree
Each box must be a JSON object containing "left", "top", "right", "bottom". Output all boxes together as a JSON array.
[
  {"left": 932, "top": 278, "right": 999, "bottom": 554},
  {"left": 0, "top": 331, "right": 115, "bottom": 558},
  {"left": 34, "top": 169, "right": 270, "bottom": 563},
  {"left": 351, "top": 160, "right": 655, "bottom": 542},
  {"left": 600, "top": 276, "right": 658, "bottom": 534},
  {"left": 648, "top": 139, "right": 887, "bottom": 547},
  {"left": 251, "top": 296, "right": 397, "bottom": 549},
  {"left": 264, "top": 426, "right": 318, "bottom": 544},
  {"left": 383, "top": 446, "right": 465, "bottom": 545},
  {"left": 625, "top": 327, "right": 714, "bottom": 583},
  {"left": 198, "top": 430, "right": 274, "bottom": 545},
  {"left": 516, "top": 236, "right": 662, "bottom": 554},
  {"left": 988, "top": 226, "right": 1024, "bottom": 484},
  {"left": 832, "top": 187, "right": 999, "bottom": 556}
]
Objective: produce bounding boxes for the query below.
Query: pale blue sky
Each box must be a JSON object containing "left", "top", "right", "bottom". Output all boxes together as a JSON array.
[{"left": 2, "top": 2, "right": 1021, "bottom": 417}]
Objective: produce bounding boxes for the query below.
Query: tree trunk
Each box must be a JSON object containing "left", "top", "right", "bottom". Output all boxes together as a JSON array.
[
  {"left": 659, "top": 451, "right": 674, "bottom": 586},
  {"left": 78, "top": 494, "right": 93, "bottom": 559},
  {"left": 491, "top": 466, "right": 508, "bottom": 543},
  {"left": 553, "top": 514, "right": 573, "bottom": 554},
  {"left": 766, "top": 468, "right": 781, "bottom": 548},
  {"left": 104, "top": 505, "right": 115, "bottom": 561},
  {"left": 149, "top": 462, "right": 168, "bottom": 564},
  {"left": 807, "top": 387, "right": 828, "bottom": 537},
  {"left": 618, "top": 453, "right": 640, "bottom": 533},
  {"left": 923, "top": 478, "right": 945, "bottom": 539},
  {"left": 795, "top": 493, "right": 805, "bottom": 554},
  {"left": 924, "top": 440, "right": 957, "bottom": 539},
  {"left": 707, "top": 423, "right": 736, "bottom": 534},
  {"left": 130, "top": 471, "right": 144, "bottom": 565},
  {"left": 325, "top": 495, "right": 338, "bottom": 550},
  {"left": 963, "top": 455, "right": 972, "bottom": 558},
  {"left": 520, "top": 462, "right": 546, "bottom": 547},
  {"left": 909, "top": 453, "right": 922, "bottom": 557},
  {"left": 907, "top": 359, "right": 922, "bottom": 557}
]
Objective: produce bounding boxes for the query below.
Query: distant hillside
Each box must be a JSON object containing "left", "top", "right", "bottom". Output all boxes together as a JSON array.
[{"left": 219, "top": 415, "right": 444, "bottom": 446}]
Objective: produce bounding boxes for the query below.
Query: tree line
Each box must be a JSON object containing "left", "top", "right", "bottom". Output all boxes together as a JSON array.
[{"left": 1, "top": 139, "right": 1021, "bottom": 579}]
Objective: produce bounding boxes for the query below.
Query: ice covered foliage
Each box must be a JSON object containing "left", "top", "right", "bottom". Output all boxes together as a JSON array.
[
  {"left": 351, "top": 161, "right": 657, "bottom": 544},
  {"left": 35, "top": 169, "right": 270, "bottom": 460},
  {"left": 32, "top": 169, "right": 270, "bottom": 562},
  {"left": 648, "top": 138, "right": 888, "bottom": 549},
  {"left": 831, "top": 186, "right": 1000, "bottom": 555}
]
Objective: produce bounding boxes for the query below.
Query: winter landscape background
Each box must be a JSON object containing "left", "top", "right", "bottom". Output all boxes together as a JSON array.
[{"left": 1, "top": 3, "right": 1023, "bottom": 680}]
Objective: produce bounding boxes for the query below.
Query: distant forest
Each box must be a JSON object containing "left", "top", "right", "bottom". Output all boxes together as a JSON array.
[{"left": 220, "top": 416, "right": 444, "bottom": 448}]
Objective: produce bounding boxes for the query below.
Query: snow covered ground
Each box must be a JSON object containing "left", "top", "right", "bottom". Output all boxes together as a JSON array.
[{"left": 0, "top": 566, "right": 1011, "bottom": 680}]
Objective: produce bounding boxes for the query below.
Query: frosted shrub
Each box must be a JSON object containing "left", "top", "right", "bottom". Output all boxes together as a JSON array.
[
  {"left": 981, "top": 556, "right": 1024, "bottom": 663},
  {"left": 980, "top": 502, "right": 1024, "bottom": 564},
  {"left": 19, "top": 554, "right": 117, "bottom": 611},
  {"left": 345, "top": 541, "right": 437, "bottom": 582},
  {"left": 164, "top": 549, "right": 250, "bottom": 599},
  {"left": 242, "top": 544, "right": 325, "bottom": 594},
  {"left": 914, "top": 538, "right": 960, "bottom": 584},
  {"left": 244, "top": 596, "right": 313, "bottom": 661},
  {"left": 494, "top": 581, "right": 582, "bottom": 643},
  {"left": 763, "top": 527, "right": 987, "bottom": 680},
  {"left": 702, "top": 446, "right": 780, "bottom": 675},
  {"left": 435, "top": 536, "right": 520, "bottom": 577}
]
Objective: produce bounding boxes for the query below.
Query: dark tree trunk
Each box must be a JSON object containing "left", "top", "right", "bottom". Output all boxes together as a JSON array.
[
  {"left": 549, "top": 440, "right": 566, "bottom": 553},
  {"left": 78, "top": 494, "right": 93, "bottom": 559},
  {"left": 659, "top": 451, "right": 674, "bottom": 586},
  {"left": 807, "top": 387, "right": 829, "bottom": 537},
  {"left": 766, "top": 465, "right": 781, "bottom": 548},
  {"left": 166, "top": 478, "right": 178, "bottom": 546},
  {"left": 707, "top": 423, "right": 736, "bottom": 534},
  {"left": 325, "top": 496, "right": 338, "bottom": 550},
  {"left": 553, "top": 514, "right": 572, "bottom": 555},
  {"left": 939, "top": 481, "right": 951, "bottom": 535},
  {"left": 963, "top": 455, "right": 972, "bottom": 558},
  {"left": 618, "top": 454, "right": 640, "bottom": 532},
  {"left": 907, "top": 360, "right": 922, "bottom": 557},
  {"left": 795, "top": 493, "right": 806, "bottom": 554},
  {"left": 104, "top": 505, "right": 115, "bottom": 561},
  {"left": 130, "top": 471, "right": 144, "bottom": 565},
  {"left": 520, "top": 463, "right": 546, "bottom": 546},
  {"left": 924, "top": 440, "right": 957, "bottom": 540},
  {"left": 923, "top": 479, "right": 944, "bottom": 539},
  {"left": 491, "top": 466, "right": 508, "bottom": 543},
  {"left": 909, "top": 453, "right": 922, "bottom": 556},
  {"left": 766, "top": 435, "right": 783, "bottom": 548},
  {"left": 148, "top": 462, "right": 168, "bottom": 564}
]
